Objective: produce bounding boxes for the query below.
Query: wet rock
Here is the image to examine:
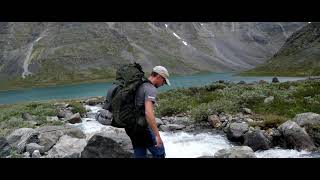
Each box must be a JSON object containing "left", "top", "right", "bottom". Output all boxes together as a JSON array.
[
  {"left": 65, "top": 113, "right": 82, "bottom": 124},
  {"left": 278, "top": 120, "right": 315, "bottom": 150},
  {"left": 208, "top": 115, "right": 222, "bottom": 128},
  {"left": 244, "top": 129, "right": 271, "bottom": 151},
  {"left": 81, "top": 133, "right": 132, "bottom": 158},
  {"left": 159, "top": 124, "right": 186, "bottom": 132},
  {"left": 47, "top": 135, "right": 86, "bottom": 158},
  {"left": 214, "top": 146, "right": 256, "bottom": 158},
  {"left": 226, "top": 122, "right": 249, "bottom": 143}
]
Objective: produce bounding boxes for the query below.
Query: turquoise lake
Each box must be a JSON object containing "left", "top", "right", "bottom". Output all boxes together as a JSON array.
[{"left": 0, "top": 73, "right": 306, "bottom": 105}]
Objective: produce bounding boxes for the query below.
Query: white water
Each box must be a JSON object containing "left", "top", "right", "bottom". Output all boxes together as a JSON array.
[
  {"left": 22, "top": 43, "right": 34, "bottom": 78},
  {"left": 73, "top": 105, "right": 316, "bottom": 158},
  {"left": 165, "top": 24, "right": 168, "bottom": 28}
]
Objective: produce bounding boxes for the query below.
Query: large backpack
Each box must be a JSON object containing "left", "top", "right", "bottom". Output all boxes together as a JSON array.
[{"left": 107, "top": 62, "right": 149, "bottom": 128}]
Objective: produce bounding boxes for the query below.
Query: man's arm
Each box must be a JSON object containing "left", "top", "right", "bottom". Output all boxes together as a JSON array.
[{"left": 145, "top": 100, "right": 163, "bottom": 148}]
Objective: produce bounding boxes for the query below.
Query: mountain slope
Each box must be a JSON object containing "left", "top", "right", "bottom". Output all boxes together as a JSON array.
[
  {"left": 242, "top": 22, "right": 320, "bottom": 76},
  {"left": 0, "top": 22, "right": 306, "bottom": 90}
]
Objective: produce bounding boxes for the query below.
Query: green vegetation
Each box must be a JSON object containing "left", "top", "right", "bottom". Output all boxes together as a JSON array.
[
  {"left": 0, "top": 99, "right": 86, "bottom": 137},
  {"left": 155, "top": 80, "right": 320, "bottom": 126}
]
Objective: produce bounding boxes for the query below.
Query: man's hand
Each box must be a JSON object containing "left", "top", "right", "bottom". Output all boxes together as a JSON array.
[{"left": 155, "top": 135, "right": 163, "bottom": 148}]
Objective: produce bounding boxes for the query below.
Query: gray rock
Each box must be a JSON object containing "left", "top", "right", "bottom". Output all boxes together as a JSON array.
[
  {"left": 85, "top": 97, "right": 103, "bottom": 106},
  {"left": 95, "top": 109, "right": 112, "bottom": 125},
  {"left": 264, "top": 96, "right": 274, "bottom": 104},
  {"left": 272, "top": 77, "right": 279, "bottom": 83},
  {"left": 278, "top": 120, "right": 315, "bottom": 150},
  {"left": 292, "top": 113, "right": 320, "bottom": 147},
  {"left": 244, "top": 129, "right": 271, "bottom": 151},
  {"left": 46, "top": 116, "right": 59, "bottom": 122},
  {"left": 36, "top": 125, "right": 86, "bottom": 152},
  {"left": 6, "top": 128, "right": 39, "bottom": 153},
  {"left": 32, "top": 150, "right": 41, "bottom": 158},
  {"left": 0, "top": 137, "right": 11, "bottom": 158},
  {"left": 81, "top": 133, "right": 132, "bottom": 158},
  {"left": 57, "top": 109, "right": 73, "bottom": 119},
  {"left": 241, "top": 108, "right": 252, "bottom": 114},
  {"left": 26, "top": 143, "right": 45, "bottom": 154},
  {"left": 214, "top": 146, "right": 256, "bottom": 158},
  {"left": 21, "top": 113, "right": 34, "bottom": 121},
  {"left": 208, "top": 115, "right": 222, "bottom": 128},
  {"left": 226, "top": 122, "right": 249, "bottom": 143},
  {"left": 159, "top": 124, "right": 186, "bottom": 132},
  {"left": 245, "top": 118, "right": 254, "bottom": 123},
  {"left": 47, "top": 135, "right": 87, "bottom": 158},
  {"left": 155, "top": 118, "right": 164, "bottom": 127},
  {"left": 6, "top": 128, "right": 34, "bottom": 145},
  {"left": 65, "top": 113, "right": 82, "bottom": 124},
  {"left": 292, "top": 112, "right": 320, "bottom": 127}
]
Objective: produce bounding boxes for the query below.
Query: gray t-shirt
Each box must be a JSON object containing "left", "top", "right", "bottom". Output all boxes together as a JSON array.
[{"left": 135, "top": 82, "right": 157, "bottom": 108}]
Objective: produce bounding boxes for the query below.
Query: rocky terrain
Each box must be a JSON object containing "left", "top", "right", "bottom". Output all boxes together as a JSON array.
[{"left": 1, "top": 79, "right": 320, "bottom": 158}]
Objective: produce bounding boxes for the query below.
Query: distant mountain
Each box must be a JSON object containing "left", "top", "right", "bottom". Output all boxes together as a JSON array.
[
  {"left": 0, "top": 22, "right": 306, "bottom": 89},
  {"left": 243, "top": 22, "right": 320, "bottom": 76}
]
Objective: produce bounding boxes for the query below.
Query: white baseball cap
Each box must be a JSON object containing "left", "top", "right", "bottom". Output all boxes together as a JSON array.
[{"left": 152, "top": 66, "right": 171, "bottom": 86}]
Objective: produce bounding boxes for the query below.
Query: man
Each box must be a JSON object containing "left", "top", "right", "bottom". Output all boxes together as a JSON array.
[{"left": 105, "top": 65, "right": 170, "bottom": 158}]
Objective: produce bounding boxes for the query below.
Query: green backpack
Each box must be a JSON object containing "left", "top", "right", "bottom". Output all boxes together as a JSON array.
[{"left": 109, "top": 62, "right": 149, "bottom": 128}]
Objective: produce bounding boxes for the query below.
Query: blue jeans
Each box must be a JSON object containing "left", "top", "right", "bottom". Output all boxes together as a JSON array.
[{"left": 132, "top": 128, "right": 166, "bottom": 158}]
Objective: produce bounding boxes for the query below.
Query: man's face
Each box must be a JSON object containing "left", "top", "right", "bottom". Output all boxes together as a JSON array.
[{"left": 154, "top": 74, "right": 166, "bottom": 88}]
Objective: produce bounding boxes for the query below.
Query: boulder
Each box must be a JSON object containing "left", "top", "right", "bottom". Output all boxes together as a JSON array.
[
  {"left": 6, "top": 128, "right": 39, "bottom": 153},
  {"left": 291, "top": 113, "right": 320, "bottom": 147},
  {"left": 241, "top": 108, "right": 252, "bottom": 114},
  {"left": 214, "top": 146, "right": 256, "bottom": 158},
  {"left": 272, "top": 77, "right": 279, "bottom": 83},
  {"left": 278, "top": 120, "right": 315, "bottom": 150},
  {"left": 292, "top": 112, "right": 320, "bottom": 127},
  {"left": 95, "top": 109, "right": 112, "bottom": 125},
  {"left": 65, "top": 113, "right": 82, "bottom": 124},
  {"left": 0, "top": 137, "right": 11, "bottom": 158},
  {"left": 244, "top": 129, "right": 271, "bottom": 151},
  {"left": 264, "top": 96, "right": 274, "bottom": 104},
  {"left": 81, "top": 133, "right": 132, "bottom": 158},
  {"left": 36, "top": 125, "right": 86, "bottom": 152},
  {"left": 57, "top": 109, "right": 73, "bottom": 119},
  {"left": 226, "top": 122, "right": 249, "bottom": 143},
  {"left": 159, "top": 124, "right": 186, "bottom": 132},
  {"left": 47, "top": 135, "right": 87, "bottom": 158},
  {"left": 208, "top": 115, "right": 222, "bottom": 128},
  {"left": 155, "top": 118, "right": 164, "bottom": 127},
  {"left": 21, "top": 113, "right": 34, "bottom": 121},
  {"left": 85, "top": 97, "right": 104, "bottom": 106}
]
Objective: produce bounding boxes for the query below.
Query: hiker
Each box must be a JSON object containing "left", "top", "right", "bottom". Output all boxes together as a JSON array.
[{"left": 104, "top": 63, "right": 170, "bottom": 158}]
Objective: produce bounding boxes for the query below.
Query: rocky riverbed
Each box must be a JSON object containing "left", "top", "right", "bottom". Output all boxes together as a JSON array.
[{"left": 1, "top": 96, "right": 320, "bottom": 158}]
